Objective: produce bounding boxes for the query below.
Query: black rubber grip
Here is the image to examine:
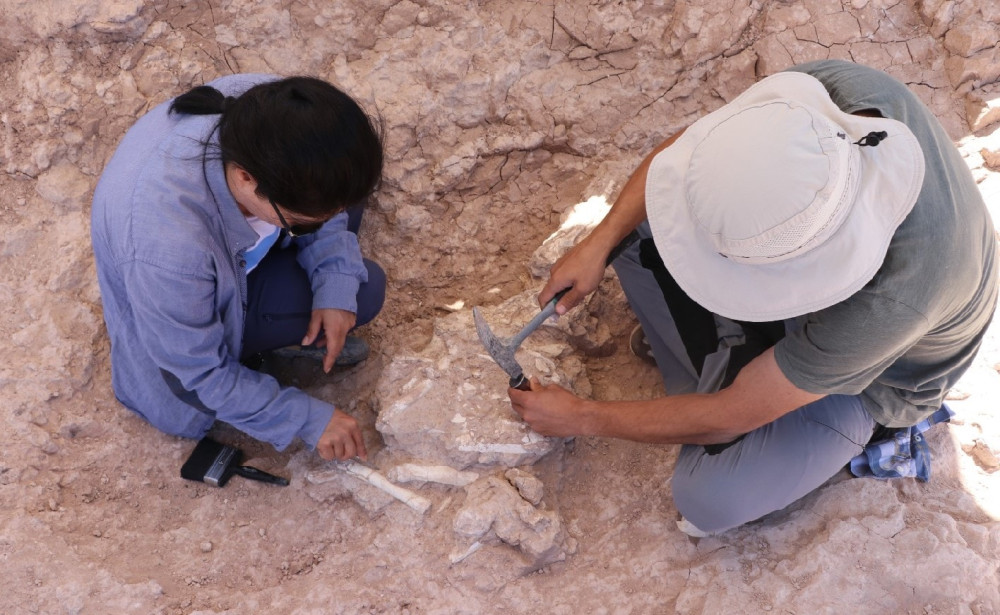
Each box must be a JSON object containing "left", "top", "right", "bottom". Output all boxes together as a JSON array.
[
  {"left": 509, "top": 373, "right": 531, "bottom": 391},
  {"left": 233, "top": 465, "right": 290, "bottom": 486}
]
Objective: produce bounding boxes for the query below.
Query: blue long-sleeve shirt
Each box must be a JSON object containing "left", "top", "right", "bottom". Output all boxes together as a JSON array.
[{"left": 91, "top": 74, "right": 367, "bottom": 450}]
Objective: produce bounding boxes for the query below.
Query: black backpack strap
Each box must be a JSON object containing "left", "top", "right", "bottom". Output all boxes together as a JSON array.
[
  {"left": 638, "top": 238, "right": 786, "bottom": 456},
  {"left": 638, "top": 238, "right": 718, "bottom": 376}
]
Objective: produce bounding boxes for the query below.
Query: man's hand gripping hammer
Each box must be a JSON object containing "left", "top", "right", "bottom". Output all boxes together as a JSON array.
[{"left": 472, "top": 230, "right": 640, "bottom": 390}]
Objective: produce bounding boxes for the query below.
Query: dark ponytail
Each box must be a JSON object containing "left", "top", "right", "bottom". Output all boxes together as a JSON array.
[
  {"left": 170, "top": 77, "right": 383, "bottom": 218},
  {"left": 169, "top": 85, "right": 236, "bottom": 116}
]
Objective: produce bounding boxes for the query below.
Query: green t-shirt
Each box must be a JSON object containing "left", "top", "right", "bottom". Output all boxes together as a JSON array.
[{"left": 773, "top": 60, "right": 998, "bottom": 427}]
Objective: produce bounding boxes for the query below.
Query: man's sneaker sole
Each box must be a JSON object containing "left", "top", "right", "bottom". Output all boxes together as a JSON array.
[
  {"left": 629, "top": 324, "right": 657, "bottom": 366},
  {"left": 272, "top": 336, "right": 370, "bottom": 367}
]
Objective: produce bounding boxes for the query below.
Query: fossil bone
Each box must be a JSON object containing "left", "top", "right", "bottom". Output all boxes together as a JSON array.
[
  {"left": 387, "top": 463, "right": 479, "bottom": 487},
  {"left": 448, "top": 540, "right": 483, "bottom": 565},
  {"left": 307, "top": 462, "right": 432, "bottom": 514}
]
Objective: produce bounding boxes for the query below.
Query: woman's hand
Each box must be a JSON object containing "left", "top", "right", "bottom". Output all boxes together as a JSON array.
[
  {"left": 303, "top": 308, "right": 356, "bottom": 373},
  {"left": 316, "top": 411, "right": 368, "bottom": 461}
]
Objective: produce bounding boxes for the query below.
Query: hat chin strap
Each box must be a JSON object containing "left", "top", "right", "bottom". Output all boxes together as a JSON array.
[{"left": 854, "top": 130, "right": 888, "bottom": 147}]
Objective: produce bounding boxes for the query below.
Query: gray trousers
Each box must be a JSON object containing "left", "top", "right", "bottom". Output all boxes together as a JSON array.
[{"left": 612, "top": 223, "right": 875, "bottom": 533}]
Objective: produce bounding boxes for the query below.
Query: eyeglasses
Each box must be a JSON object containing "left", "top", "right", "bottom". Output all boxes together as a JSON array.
[{"left": 269, "top": 199, "right": 325, "bottom": 237}]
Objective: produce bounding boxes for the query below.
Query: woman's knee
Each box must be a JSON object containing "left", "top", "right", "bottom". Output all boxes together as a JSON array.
[{"left": 355, "top": 259, "right": 386, "bottom": 327}]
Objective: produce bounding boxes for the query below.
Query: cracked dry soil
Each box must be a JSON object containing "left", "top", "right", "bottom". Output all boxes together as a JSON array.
[{"left": 2, "top": 0, "right": 1000, "bottom": 613}]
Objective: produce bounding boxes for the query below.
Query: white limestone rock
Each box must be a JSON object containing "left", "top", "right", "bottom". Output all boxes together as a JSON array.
[
  {"left": 454, "top": 475, "right": 571, "bottom": 567},
  {"left": 504, "top": 468, "right": 544, "bottom": 506},
  {"left": 967, "top": 83, "right": 1000, "bottom": 133},
  {"left": 528, "top": 195, "right": 612, "bottom": 279},
  {"left": 374, "top": 291, "right": 591, "bottom": 470}
]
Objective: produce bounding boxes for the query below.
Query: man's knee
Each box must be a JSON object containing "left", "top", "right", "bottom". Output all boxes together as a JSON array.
[{"left": 670, "top": 458, "right": 752, "bottom": 534}]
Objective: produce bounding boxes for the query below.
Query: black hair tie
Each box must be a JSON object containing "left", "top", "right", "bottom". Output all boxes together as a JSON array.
[{"left": 854, "top": 131, "right": 888, "bottom": 147}]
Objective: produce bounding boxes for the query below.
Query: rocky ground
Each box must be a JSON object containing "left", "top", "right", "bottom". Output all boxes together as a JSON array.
[{"left": 1, "top": 0, "right": 999, "bottom": 613}]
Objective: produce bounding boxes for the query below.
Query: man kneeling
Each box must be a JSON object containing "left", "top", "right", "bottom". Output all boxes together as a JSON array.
[{"left": 509, "top": 60, "right": 997, "bottom": 535}]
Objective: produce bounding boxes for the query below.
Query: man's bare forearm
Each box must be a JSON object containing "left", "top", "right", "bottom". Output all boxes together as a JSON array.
[
  {"left": 585, "top": 129, "right": 688, "bottom": 257},
  {"left": 511, "top": 327, "right": 822, "bottom": 446},
  {"left": 578, "top": 393, "right": 749, "bottom": 445}
]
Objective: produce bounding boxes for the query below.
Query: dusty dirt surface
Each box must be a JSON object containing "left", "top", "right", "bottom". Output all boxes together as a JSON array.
[{"left": 2, "top": 0, "right": 1000, "bottom": 613}]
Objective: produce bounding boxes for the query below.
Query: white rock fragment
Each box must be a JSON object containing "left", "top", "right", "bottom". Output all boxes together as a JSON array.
[
  {"left": 522, "top": 432, "right": 546, "bottom": 444},
  {"left": 505, "top": 468, "right": 544, "bottom": 506},
  {"left": 980, "top": 148, "right": 1000, "bottom": 172},
  {"left": 454, "top": 476, "right": 569, "bottom": 567},
  {"left": 962, "top": 439, "right": 1000, "bottom": 471},
  {"left": 448, "top": 540, "right": 482, "bottom": 565},
  {"left": 965, "top": 83, "right": 1000, "bottom": 133},
  {"left": 529, "top": 196, "right": 612, "bottom": 279},
  {"left": 388, "top": 463, "right": 479, "bottom": 487}
]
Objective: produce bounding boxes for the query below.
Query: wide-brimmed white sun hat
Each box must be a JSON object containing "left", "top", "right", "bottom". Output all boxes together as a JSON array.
[{"left": 645, "top": 70, "right": 925, "bottom": 322}]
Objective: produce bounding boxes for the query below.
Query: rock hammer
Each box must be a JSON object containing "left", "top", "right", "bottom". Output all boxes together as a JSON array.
[{"left": 473, "top": 230, "right": 640, "bottom": 390}]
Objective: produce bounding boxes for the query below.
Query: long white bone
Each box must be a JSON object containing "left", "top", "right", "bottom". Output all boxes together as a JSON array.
[
  {"left": 306, "top": 462, "right": 432, "bottom": 514},
  {"left": 387, "top": 463, "right": 479, "bottom": 487}
]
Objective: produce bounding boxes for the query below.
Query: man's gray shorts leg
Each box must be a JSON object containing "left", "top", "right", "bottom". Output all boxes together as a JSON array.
[
  {"left": 612, "top": 222, "right": 699, "bottom": 395},
  {"left": 672, "top": 394, "right": 874, "bottom": 534},
  {"left": 612, "top": 223, "right": 875, "bottom": 533}
]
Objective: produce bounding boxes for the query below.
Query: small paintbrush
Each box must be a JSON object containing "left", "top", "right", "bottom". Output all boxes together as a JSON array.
[{"left": 180, "top": 437, "right": 289, "bottom": 487}]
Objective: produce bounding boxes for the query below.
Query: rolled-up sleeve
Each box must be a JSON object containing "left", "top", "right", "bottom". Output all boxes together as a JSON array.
[
  {"left": 293, "top": 211, "right": 368, "bottom": 314},
  {"left": 122, "top": 258, "right": 334, "bottom": 449}
]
